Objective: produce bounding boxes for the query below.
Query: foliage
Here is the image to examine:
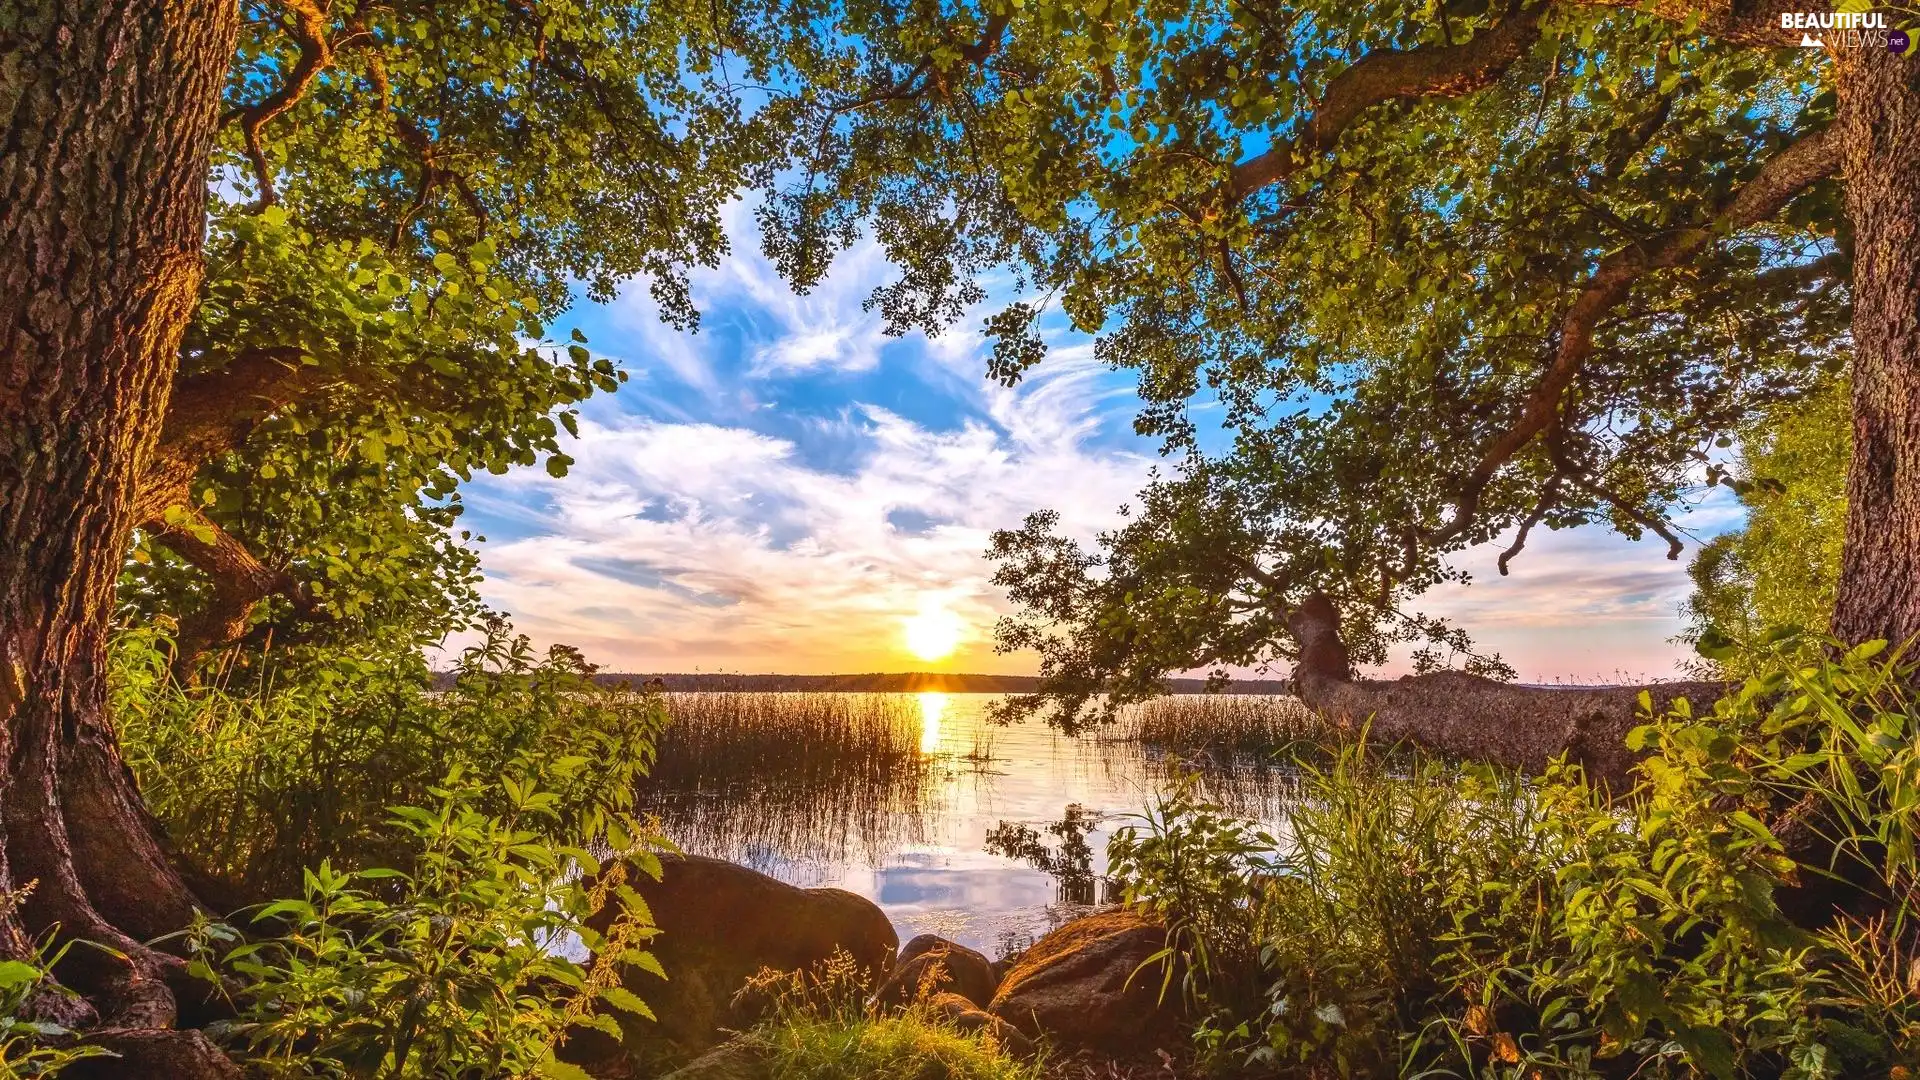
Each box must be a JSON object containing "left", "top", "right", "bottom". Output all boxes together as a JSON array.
[
  {"left": 128, "top": 0, "right": 843, "bottom": 671},
  {"left": 111, "top": 612, "right": 672, "bottom": 1077},
  {"left": 116, "top": 614, "right": 666, "bottom": 905},
  {"left": 1106, "top": 638, "right": 1920, "bottom": 1079},
  {"left": 1108, "top": 777, "right": 1281, "bottom": 1058},
  {"left": 181, "top": 780, "right": 665, "bottom": 1080},
  {"left": 768, "top": 0, "right": 1849, "bottom": 721},
  {"left": 0, "top": 898, "right": 114, "bottom": 1079},
  {"left": 1684, "top": 376, "right": 1852, "bottom": 678},
  {"left": 736, "top": 950, "right": 1043, "bottom": 1080}
]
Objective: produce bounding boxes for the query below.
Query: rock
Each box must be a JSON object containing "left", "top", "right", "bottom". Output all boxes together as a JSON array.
[
  {"left": 657, "top": 1037, "right": 772, "bottom": 1080},
  {"left": 988, "top": 908, "right": 1183, "bottom": 1053},
  {"left": 574, "top": 853, "right": 897, "bottom": 1067},
  {"left": 869, "top": 934, "right": 1000, "bottom": 1010},
  {"left": 925, "top": 992, "right": 1036, "bottom": 1059}
]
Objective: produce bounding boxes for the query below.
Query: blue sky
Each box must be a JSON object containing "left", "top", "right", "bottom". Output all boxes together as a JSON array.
[{"left": 456, "top": 200, "right": 1745, "bottom": 682}]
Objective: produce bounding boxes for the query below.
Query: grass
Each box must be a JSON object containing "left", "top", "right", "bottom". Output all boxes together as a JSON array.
[
  {"left": 641, "top": 692, "right": 940, "bottom": 864},
  {"left": 1107, "top": 695, "right": 1325, "bottom": 755},
  {"left": 755, "top": 1013, "right": 1045, "bottom": 1080}
]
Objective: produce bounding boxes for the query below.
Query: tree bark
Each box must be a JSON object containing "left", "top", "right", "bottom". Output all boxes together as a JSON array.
[
  {"left": 0, "top": 0, "right": 240, "bottom": 1065},
  {"left": 1831, "top": 53, "right": 1920, "bottom": 649}
]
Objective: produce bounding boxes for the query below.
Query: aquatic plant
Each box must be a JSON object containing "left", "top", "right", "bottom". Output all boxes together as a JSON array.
[{"left": 642, "top": 693, "right": 937, "bottom": 865}]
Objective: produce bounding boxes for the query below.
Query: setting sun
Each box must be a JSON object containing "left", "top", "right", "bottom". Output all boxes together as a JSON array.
[{"left": 901, "top": 603, "right": 965, "bottom": 661}]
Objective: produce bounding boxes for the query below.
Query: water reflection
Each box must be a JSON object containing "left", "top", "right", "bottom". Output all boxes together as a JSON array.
[
  {"left": 640, "top": 692, "right": 1300, "bottom": 954},
  {"left": 917, "top": 691, "right": 946, "bottom": 755}
]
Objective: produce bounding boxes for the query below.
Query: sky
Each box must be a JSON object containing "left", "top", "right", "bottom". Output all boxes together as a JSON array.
[{"left": 456, "top": 200, "right": 1747, "bottom": 684}]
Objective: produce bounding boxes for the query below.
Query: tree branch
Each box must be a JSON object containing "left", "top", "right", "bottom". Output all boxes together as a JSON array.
[
  {"left": 134, "top": 348, "right": 319, "bottom": 522},
  {"left": 1228, "top": 8, "right": 1546, "bottom": 201},
  {"left": 1423, "top": 125, "right": 1837, "bottom": 550},
  {"left": 1497, "top": 475, "right": 1561, "bottom": 575},
  {"left": 142, "top": 508, "right": 301, "bottom": 671},
  {"left": 224, "top": 0, "right": 338, "bottom": 210}
]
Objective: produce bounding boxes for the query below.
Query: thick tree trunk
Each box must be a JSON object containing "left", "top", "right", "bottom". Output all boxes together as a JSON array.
[
  {"left": 1831, "top": 52, "right": 1920, "bottom": 647},
  {"left": 0, "top": 0, "right": 239, "bottom": 1067}
]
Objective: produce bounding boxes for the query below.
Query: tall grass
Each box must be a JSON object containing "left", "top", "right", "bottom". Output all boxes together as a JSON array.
[
  {"left": 1108, "top": 695, "right": 1324, "bottom": 755},
  {"left": 1108, "top": 637, "right": 1920, "bottom": 1078},
  {"left": 733, "top": 949, "right": 1043, "bottom": 1080},
  {"left": 641, "top": 693, "right": 938, "bottom": 864}
]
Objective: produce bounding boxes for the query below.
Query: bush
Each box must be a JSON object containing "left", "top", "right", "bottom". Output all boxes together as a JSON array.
[
  {"left": 111, "top": 614, "right": 673, "bottom": 1078},
  {"left": 1109, "top": 636, "right": 1920, "bottom": 1079},
  {"left": 116, "top": 614, "right": 665, "bottom": 901}
]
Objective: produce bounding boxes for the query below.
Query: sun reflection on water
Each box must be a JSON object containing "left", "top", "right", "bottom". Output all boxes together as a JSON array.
[{"left": 917, "top": 691, "right": 948, "bottom": 754}]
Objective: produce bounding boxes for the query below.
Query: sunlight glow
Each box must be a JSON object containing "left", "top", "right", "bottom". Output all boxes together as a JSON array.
[
  {"left": 902, "top": 603, "right": 965, "bottom": 661},
  {"left": 917, "top": 691, "right": 948, "bottom": 755}
]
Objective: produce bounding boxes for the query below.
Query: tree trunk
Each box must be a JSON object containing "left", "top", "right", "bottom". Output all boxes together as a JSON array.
[
  {"left": 0, "top": 0, "right": 239, "bottom": 1065},
  {"left": 1831, "top": 52, "right": 1920, "bottom": 647}
]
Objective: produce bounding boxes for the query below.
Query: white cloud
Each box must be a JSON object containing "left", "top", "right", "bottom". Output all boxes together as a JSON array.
[{"left": 468, "top": 355, "right": 1153, "bottom": 673}]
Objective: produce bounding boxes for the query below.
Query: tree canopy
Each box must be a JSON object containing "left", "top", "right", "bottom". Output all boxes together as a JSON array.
[
  {"left": 764, "top": 0, "right": 1862, "bottom": 725},
  {"left": 124, "top": 0, "right": 832, "bottom": 672}
]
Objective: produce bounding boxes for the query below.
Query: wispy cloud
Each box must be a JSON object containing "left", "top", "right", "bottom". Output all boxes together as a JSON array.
[{"left": 460, "top": 201, "right": 1747, "bottom": 680}]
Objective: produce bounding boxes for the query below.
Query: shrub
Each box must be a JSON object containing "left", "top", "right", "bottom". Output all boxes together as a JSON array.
[
  {"left": 1108, "top": 636, "right": 1920, "bottom": 1079},
  {"left": 116, "top": 614, "right": 665, "bottom": 901},
  {"left": 0, "top": 898, "right": 114, "bottom": 1079},
  {"left": 111, "top": 614, "right": 672, "bottom": 1077}
]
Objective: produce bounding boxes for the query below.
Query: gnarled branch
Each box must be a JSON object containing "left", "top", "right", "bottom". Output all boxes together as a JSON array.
[
  {"left": 135, "top": 347, "right": 319, "bottom": 522},
  {"left": 1228, "top": 8, "right": 1545, "bottom": 201},
  {"left": 142, "top": 508, "right": 301, "bottom": 672},
  {"left": 1422, "top": 125, "right": 1838, "bottom": 551}
]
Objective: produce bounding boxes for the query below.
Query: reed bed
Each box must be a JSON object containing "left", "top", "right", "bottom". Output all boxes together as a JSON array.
[
  {"left": 640, "top": 692, "right": 937, "bottom": 864},
  {"left": 1108, "top": 694, "right": 1326, "bottom": 754}
]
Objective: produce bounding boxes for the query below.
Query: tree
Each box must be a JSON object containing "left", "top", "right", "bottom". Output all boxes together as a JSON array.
[
  {"left": 768, "top": 1, "right": 1914, "bottom": 780},
  {"left": 1683, "top": 375, "right": 1850, "bottom": 677},
  {"left": 1, "top": 0, "right": 818, "bottom": 1064}
]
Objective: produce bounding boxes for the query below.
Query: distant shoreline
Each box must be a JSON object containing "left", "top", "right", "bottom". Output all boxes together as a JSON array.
[{"left": 591, "top": 671, "right": 1295, "bottom": 694}]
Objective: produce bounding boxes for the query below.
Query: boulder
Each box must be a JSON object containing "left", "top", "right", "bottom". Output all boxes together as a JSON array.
[
  {"left": 869, "top": 934, "right": 1000, "bottom": 1010},
  {"left": 573, "top": 854, "right": 897, "bottom": 1067},
  {"left": 988, "top": 908, "right": 1183, "bottom": 1054},
  {"left": 924, "top": 992, "right": 1036, "bottom": 1059}
]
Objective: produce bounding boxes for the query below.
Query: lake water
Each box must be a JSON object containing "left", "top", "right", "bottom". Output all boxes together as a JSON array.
[{"left": 637, "top": 692, "right": 1298, "bottom": 959}]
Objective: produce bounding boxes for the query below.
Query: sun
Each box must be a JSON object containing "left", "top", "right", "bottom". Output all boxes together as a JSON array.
[{"left": 902, "top": 603, "right": 965, "bottom": 662}]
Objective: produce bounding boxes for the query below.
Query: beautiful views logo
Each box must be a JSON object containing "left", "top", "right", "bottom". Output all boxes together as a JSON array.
[{"left": 1779, "top": 8, "right": 1914, "bottom": 52}]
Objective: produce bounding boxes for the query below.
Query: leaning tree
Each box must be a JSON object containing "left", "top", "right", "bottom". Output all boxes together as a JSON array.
[
  {"left": 768, "top": 0, "right": 1916, "bottom": 782},
  {"left": 0, "top": 0, "right": 824, "bottom": 1067}
]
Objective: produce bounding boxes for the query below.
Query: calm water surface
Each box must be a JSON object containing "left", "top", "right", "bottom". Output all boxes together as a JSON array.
[{"left": 638, "top": 692, "right": 1296, "bottom": 958}]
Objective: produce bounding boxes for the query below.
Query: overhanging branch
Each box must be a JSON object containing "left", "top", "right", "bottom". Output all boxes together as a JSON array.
[
  {"left": 1422, "top": 124, "right": 1838, "bottom": 551},
  {"left": 1228, "top": 8, "right": 1545, "bottom": 202}
]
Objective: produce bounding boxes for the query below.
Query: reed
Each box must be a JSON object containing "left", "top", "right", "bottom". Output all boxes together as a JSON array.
[
  {"left": 640, "top": 692, "right": 937, "bottom": 864},
  {"left": 1108, "top": 694, "right": 1326, "bottom": 754}
]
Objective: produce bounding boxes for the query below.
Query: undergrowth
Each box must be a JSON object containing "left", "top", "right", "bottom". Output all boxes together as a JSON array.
[{"left": 1111, "top": 633, "right": 1920, "bottom": 1079}]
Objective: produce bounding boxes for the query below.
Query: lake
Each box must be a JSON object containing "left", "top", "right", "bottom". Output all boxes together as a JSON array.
[{"left": 636, "top": 691, "right": 1303, "bottom": 959}]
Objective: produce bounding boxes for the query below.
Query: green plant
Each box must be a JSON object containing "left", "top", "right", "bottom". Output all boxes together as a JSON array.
[
  {"left": 735, "top": 949, "right": 1043, "bottom": 1080},
  {"left": 116, "top": 614, "right": 666, "bottom": 902},
  {"left": 1109, "top": 776, "right": 1279, "bottom": 1039},
  {"left": 1105, "top": 638, "right": 1920, "bottom": 1079},
  {"left": 0, "top": 892, "right": 114, "bottom": 1079},
  {"left": 187, "top": 773, "right": 666, "bottom": 1079}
]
